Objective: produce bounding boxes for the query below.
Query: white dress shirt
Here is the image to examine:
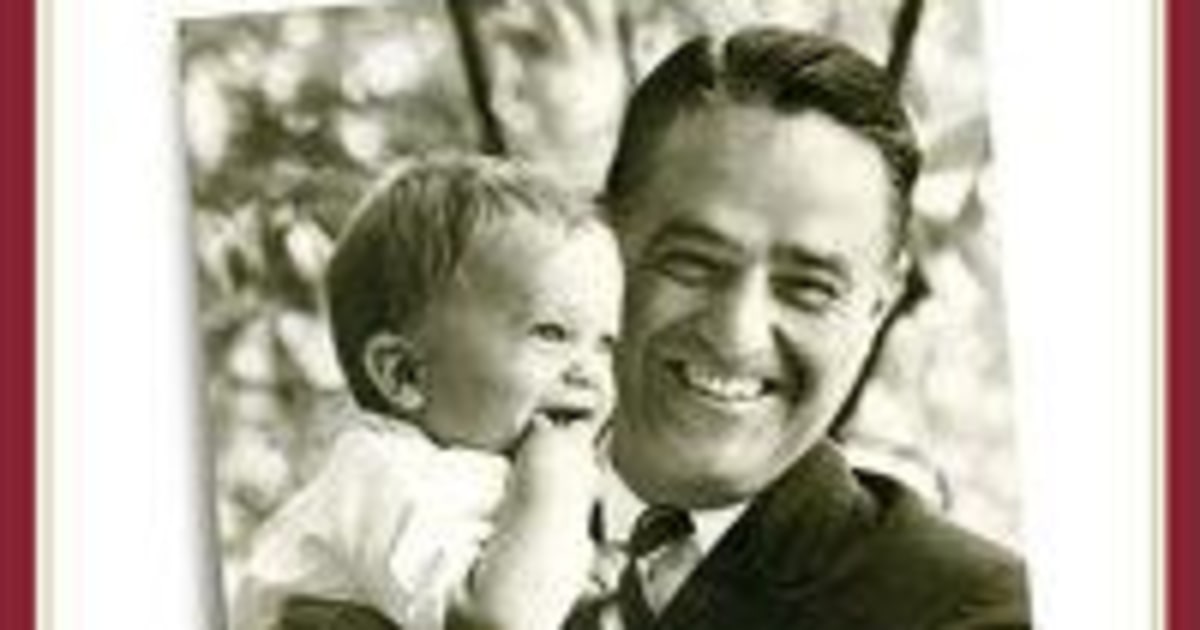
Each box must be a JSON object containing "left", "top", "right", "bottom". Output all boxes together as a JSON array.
[{"left": 596, "top": 464, "right": 748, "bottom": 623}]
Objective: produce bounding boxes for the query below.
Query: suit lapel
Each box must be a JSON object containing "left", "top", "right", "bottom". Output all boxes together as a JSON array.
[{"left": 650, "top": 440, "right": 880, "bottom": 629}]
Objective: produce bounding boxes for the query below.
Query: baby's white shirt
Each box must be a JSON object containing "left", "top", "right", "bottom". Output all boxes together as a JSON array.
[{"left": 231, "top": 417, "right": 510, "bottom": 630}]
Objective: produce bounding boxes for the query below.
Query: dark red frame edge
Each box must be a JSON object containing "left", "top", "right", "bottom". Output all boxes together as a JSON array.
[
  {"left": 1169, "top": 0, "right": 1196, "bottom": 628},
  {"left": 1, "top": 2, "right": 1187, "bottom": 630},
  {"left": 2, "top": 0, "right": 35, "bottom": 624}
]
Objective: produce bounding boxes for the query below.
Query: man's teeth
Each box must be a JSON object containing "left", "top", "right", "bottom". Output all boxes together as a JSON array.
[{"left": 680, "top": 363, "right": 766, "bottom": 400}]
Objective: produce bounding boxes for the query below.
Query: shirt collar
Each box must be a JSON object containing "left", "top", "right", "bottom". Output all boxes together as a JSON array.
[{"left": 598, "top": 460, "right": 748, "bottom": 556}]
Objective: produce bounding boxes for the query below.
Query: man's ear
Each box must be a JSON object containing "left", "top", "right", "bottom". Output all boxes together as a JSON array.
[
  {"left": 362, "top": 331, "right": 426, "bottom": 416},
  {"left": 870, "top": 251, "right": 917, "bottom": 321}
]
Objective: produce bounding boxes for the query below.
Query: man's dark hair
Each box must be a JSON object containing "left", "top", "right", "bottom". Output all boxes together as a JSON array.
[{"left": 604, "top": 27, "right": 922, "bottom": 254}]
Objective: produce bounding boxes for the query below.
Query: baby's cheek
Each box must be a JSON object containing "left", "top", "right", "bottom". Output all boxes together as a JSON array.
[{"left": 590, "top": 354, "right": 615, "bottom": 402}]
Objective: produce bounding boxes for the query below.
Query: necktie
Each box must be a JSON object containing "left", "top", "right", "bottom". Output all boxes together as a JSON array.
[
  {"left": 629, "top": 506, "right": 694, "bottom": 556},
  {"left": 618, "top": 506, "right": 697, "bottom": 629},
  {"left": 563, "top": 506, "right": 697, "bottom": 630}
]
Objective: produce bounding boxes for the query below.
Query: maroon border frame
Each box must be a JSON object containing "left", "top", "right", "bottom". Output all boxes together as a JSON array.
[
  {"left": 1169, "top": 0, "right": 1197, "bottom": 627},
  {"left": 3, "top": 0, "right": 35, "bottom": 624},
  {"left": 8, "top": 1, "right": 1187, "bottom": 629}
]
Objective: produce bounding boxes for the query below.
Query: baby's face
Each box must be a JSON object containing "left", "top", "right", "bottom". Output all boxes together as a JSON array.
[{"left": 417, "top": 215, "right": 623, "bottom": 453}]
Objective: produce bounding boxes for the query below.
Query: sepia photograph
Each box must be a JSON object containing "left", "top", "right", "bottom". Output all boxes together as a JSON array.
[{"left": 178, "top": 1, "right": 1031, "bottom": 628}]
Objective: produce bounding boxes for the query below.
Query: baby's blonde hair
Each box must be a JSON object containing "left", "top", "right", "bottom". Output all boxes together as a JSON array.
[{"left": 325, "top": 154, "right": 597, "bottom": 413}]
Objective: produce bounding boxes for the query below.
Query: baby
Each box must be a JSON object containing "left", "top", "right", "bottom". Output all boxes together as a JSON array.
[{"left": 232, "top": 155, "right": 623, "bottom": 630}]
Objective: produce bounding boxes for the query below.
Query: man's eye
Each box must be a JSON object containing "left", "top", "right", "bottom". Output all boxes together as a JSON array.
[
  {"left": 773, "top": 277, "right": 840, "bottom": 312},
  {"left": 530, "top": 322, "right": 570, "bottom": 342},
  {"left": 653, "top": 250, "right": 723, "bottom": 285}
]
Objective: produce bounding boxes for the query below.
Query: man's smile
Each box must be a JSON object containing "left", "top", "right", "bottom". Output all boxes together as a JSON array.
[{"left": 664, "top": 358, "right": 780, "bottom": 403}]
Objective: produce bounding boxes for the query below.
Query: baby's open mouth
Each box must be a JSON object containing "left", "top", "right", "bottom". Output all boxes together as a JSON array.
[{"left": 538, "top": 404, "right": 596, "bottom": 426}]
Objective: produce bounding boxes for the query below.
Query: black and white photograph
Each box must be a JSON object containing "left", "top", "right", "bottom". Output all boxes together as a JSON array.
[{"left": 178, "top": 1, "right": 1032, "bottom": 628}]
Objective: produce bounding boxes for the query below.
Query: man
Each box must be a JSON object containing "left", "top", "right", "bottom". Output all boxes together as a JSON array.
[
  {"left": 583, "top": 25, "right": 1029, "bottom": 630},
  {"left": 278, "top": 25, "right": 1029, "bottom": 630}
]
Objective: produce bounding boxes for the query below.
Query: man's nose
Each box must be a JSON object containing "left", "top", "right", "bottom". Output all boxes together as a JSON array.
[{"left": 697, "top": 268, "right": 775, "bottom": 358}]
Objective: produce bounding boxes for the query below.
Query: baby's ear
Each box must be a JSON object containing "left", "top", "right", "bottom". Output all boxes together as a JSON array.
[{"left": 362, "top": 332, "right": 426, "bottom": 416}]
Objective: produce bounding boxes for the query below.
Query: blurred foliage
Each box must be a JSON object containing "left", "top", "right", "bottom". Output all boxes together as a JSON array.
[{"left": 180, "top": 0, "right": 1020, "bottom": 599}]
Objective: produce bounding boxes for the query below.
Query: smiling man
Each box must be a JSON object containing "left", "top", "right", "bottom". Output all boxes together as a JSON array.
[
  {"left": 589, "top": 26, "right": 1030, "bottom": 630},
  {"left": 273, "top": 25, "right": 1030, "bottom": 630}
]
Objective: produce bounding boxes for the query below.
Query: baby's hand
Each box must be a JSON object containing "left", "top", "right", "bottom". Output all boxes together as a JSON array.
[
  {"left": 509, "top": 414, "right": 601, "bottom": 514},
  {"left": 579, "top": 540, "right": 624, "bottom": 605},
  {"left": 462, "top": 415, "right": 602, "bottom": 629}
]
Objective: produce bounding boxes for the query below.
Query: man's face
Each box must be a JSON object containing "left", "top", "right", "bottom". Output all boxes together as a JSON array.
[{"left": 610, "top": 106, "right": 904, "bottom": 508}]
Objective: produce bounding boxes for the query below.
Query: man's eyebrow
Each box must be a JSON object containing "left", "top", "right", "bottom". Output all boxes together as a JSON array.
[
  {"left": 644, "top": 218, "right": 743, "bottom": 255},
  {"left": 643, "top": 218, "right": 853, "bottom": 282},
  {"left": 771, "top": 245, "right": 852, "bottom": 283}
]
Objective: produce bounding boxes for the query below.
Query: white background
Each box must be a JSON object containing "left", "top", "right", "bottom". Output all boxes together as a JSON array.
[{"left": 42, "top": 0, "right": 1159, "bottom": 628}]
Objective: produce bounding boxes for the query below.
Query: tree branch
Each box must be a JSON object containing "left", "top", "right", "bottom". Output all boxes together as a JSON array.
[
  {"left": 886, "top": 0, "right": 925, "bottom": 85},
  {"left": 445, "top": 0, "right": 508, "bottom": 154}
]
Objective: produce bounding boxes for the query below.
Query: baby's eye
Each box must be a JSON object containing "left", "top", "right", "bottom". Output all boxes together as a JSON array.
[{"left": 530, "top": 321, "right": 570, "bottom": 343}]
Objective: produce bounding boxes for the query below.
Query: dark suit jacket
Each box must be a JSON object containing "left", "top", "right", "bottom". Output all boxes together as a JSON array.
[
  {"left": 275, "top": 440, "right": 1030, "bottom": 630},
  {"left": 616, "top": 440, "right": 1030, "bottom": 629}
]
